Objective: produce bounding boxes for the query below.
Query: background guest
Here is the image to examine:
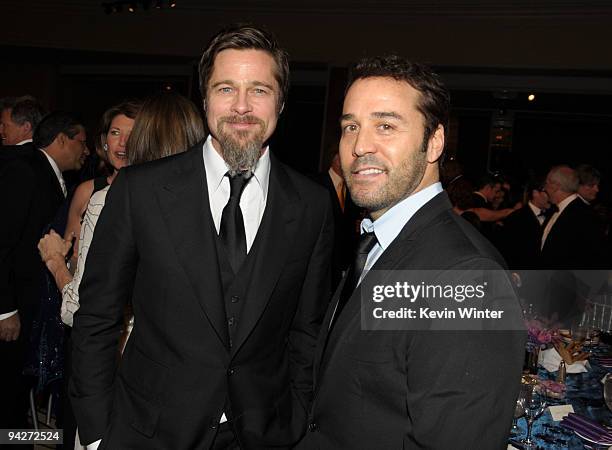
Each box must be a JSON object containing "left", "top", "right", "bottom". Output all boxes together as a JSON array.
[
  {"left": 62, "top": 100, "right": 141, "bottom": 271},
  {"left": 38, "top": 91, "right": 205, "bottom": 449},
  {"left": 0, "top": 111, "right": 88, "bottom": 443}
]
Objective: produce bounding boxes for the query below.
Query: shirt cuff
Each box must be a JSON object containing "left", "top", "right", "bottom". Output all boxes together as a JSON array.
[{"left": 0, "top": 310, "right": 18, "bottom": 321}]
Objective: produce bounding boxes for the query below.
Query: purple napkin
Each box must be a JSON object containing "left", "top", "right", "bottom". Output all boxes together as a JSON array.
[{"left": 561, "top": 413, "right": 612, "bottom": 444}]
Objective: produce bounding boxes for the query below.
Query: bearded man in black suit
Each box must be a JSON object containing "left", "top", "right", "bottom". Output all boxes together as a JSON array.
[
  {"left": 0, "top": 112, "right": 88, "bottom": 435},
  {"left": 70, "top": 25, "right": 333, "bottom": 450},
  {"left": 297, "top": 56, "right": 525, "bottom": 450}
]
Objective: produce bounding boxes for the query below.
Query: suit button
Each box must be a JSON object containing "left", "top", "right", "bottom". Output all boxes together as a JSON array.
[
  {"left": 228, "top": 367, "right": 235, "bottom": 376},
  {"left": 228, "top": 316, "right": 235, "bottom": 326},
  {"left": 231, "top": 295, "right": 239, "bottom": 303},
  {"left": 308, "top": 422, "right": 318, "bottom": 432}
]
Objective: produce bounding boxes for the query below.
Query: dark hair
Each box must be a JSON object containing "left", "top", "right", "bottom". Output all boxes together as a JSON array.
[
  {"left": 525, "top": 175, "right": 546, "bottom": 200},
  {"left": 127, "top": 92, "right": 206, "bottom": 165},
  {"left": 477, "top": 173, "right": 502, "bottom": 190},
  {"left": 98, "top": 99, "right": 142, "bottom": 146},
  {"left": 0, "top": 96, "right": 17, "bottom": 111},
  {"left": 10, "top": 95, "right": 47, "bottom": 130},
  {"left": 575, "top": 164, "right": 601, "bottom": 186},
  {"left": 33, "top": 111, "right": 83, "bottom": 148},
  {"left": 198, "top": 24, "right": 289, "bottom": 110},
  {"left": 346, "top": 55, "right": 450, "bottom": 145}
]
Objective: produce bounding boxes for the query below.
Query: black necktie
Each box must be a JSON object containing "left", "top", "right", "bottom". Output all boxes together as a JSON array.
[
  {"left": 332, "top": 232, "right": 378, "bottom": 326},
  {"left": 219, "top": 171, "right": 250, "bottom": 273}
]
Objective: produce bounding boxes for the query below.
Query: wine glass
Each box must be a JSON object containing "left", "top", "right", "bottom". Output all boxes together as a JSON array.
[
  {"left": 518, "top": 384, "right": 547, "bottom": 449},
  {"left": 510, "top": 391, "right": 526, "bottom": 436}
]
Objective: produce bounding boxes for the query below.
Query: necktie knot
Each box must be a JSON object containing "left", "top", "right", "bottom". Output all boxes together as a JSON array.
[
  {"left": 357, "top": 232, "right": 378, "bottom": 256},
  {"left": 227, "top": 171, "right": 251, "bottom": 200}
]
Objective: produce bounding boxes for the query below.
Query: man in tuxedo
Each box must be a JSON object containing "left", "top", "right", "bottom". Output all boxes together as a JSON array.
[
  {"left": 540, "top": 165, "right": 608, "bottom": 323},
  {"left": 71, "top": 25, "right": 332, "bottom": 450},
  {"left": 0, "top": 112, "right": 88, "bottom": 434},
  {"left": 541, "top": 165, "right": 607, "bottom": 270},
  {"left": 0, "top": 96, "right": 46, "bottom": 165},
  {"left": 501, "top": 176, "right": 550, "bottom": 270},
  {"left": 297, "top": 55, "right": 525, "bottom": 449}
]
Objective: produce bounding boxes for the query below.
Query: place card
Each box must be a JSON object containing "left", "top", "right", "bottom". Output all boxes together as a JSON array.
[{"left": 548, "top": 404, "right": 575, "bottom": 421}]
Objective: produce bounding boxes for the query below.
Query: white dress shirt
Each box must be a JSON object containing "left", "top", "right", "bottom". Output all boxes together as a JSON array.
[
  {"left": 203, "top": 135, "right": 270, "bottom": 252},
  {"left": 527, "top": 201, "right": 545, "bottom": 225},
  {"left": 541, "top": 194, "right": 577, "bottom": 249},
  {"left": 40, "top": 149, "right": 67, "bottom": 197},
  {"left": 15, "top": 138, "right": 33, "bottom": 146}
]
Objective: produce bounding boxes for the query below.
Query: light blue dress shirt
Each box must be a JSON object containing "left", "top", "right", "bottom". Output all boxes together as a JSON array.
[{"left": 359, "top": 182, "right": 443, "bottom": 282}]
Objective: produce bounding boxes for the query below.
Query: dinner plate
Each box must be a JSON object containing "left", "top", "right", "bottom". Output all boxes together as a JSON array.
[{"left": 574, "top": 430, "right": 612, "bottom": 445}]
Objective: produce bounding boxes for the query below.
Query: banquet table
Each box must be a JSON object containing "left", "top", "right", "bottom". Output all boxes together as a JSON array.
[{"left": 509, "top": 345, "right": 612, "bottom": 449}]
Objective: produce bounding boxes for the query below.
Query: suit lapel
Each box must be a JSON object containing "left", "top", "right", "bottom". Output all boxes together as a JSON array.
[
  {"left": 156, "top": 146, "right": 229, "bottom": 349},
  {"left": 230, "top": 156, "right": 300, "bottom": 358},
  {"left": 35, "top": 150, "right": 64, "bottom": 203},
  {"left": 315, "top": 192, "right": 452, "bottom": 379}
]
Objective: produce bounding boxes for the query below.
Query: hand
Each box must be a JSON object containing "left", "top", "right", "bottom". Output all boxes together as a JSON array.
[
  {"left": 38, "top": 229, "right": 73, "bottom": 263},
  {"left": 0, "top": 313, "right": 21, "bottom": 341}
]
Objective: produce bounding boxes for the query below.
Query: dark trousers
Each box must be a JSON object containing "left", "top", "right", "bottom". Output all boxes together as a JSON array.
[
  {"left": 56, "top": 328, "right": 77, "bottom": 449},
  {"left": 211, "top": 421, "right": 240, "bottom": 450},
  {"left": 0, "top": 338, "right": 34, "bottom": 450}
]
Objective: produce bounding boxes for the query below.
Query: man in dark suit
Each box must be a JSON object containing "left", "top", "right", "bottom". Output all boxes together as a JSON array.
[
  {"left": 0, "top": 112, "right": 88, "bottom": 434},
  {"left": 297, "top": 55, "right": 525, "bottom": 449},
  {"left": 0, "top": 96, "right": 46, "bottom": 166},
  {"left": 540, "top": 165, "right": 608, "bottom": 323},
  {"left": 312, "top": 150, "right": 362, "bottom": 288},
  {"left": 70, "top": 25, "right": 332, "bottom": 450},
  {"left": 501, "top": 176, "right": 551, "bottom": 270}
]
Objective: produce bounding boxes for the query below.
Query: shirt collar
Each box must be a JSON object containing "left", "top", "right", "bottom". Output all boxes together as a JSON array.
[
  {"left": 202, "top": 135, "right": 271, "bottom": 201},
  {"left": 474, "top": 190, "right": 488, "bottom": 203},
  {"left": 39, "top": 149, "right": 64, "bottom": 186},
  {"left": 360, "top": 182, "right": 443, "bottom": 251},
  {"left": 557, "top": 193, "right": 578, "bottom": 213},
  {"left": 15, "top": 138, "right": 32, "bottom": 146},
  {"left": 528, "top": 201, "right": 543, "bottom": 217}
]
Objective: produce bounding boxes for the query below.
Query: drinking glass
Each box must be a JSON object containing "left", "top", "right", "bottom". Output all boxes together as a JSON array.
[
  {"left": 510, "top": 391, "right": 526, "bottom": 436},
  {"left": 518, "top": 384, "right": 547, "bottom": 449}
]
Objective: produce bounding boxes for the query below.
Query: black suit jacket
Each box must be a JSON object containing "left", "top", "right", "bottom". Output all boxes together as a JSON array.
[
  {"left": 0, "top": 142, "right": 35, "bottom": 168},
  {"left": 298, "top": 192, "right": 525, "bottom": 450},
  {"left": 500, "top": 205, "right": 543, "bottom": 270},
  {"left": 539, "top": 197, "right": 609, "bottom": 324},
  {"left": 541, "top": 197, "right": 608, "bottom": 270},
  {"left": 70, "top": 145, "right": 333, "bottom": 449},
  {"left": 0, "top": 149, "right": 64, "bottom": 319}
]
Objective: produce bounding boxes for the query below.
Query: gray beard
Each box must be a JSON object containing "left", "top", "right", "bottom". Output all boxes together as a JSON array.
[{"left": 217, "top": 131, "right": 263, "bottom": 176}]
